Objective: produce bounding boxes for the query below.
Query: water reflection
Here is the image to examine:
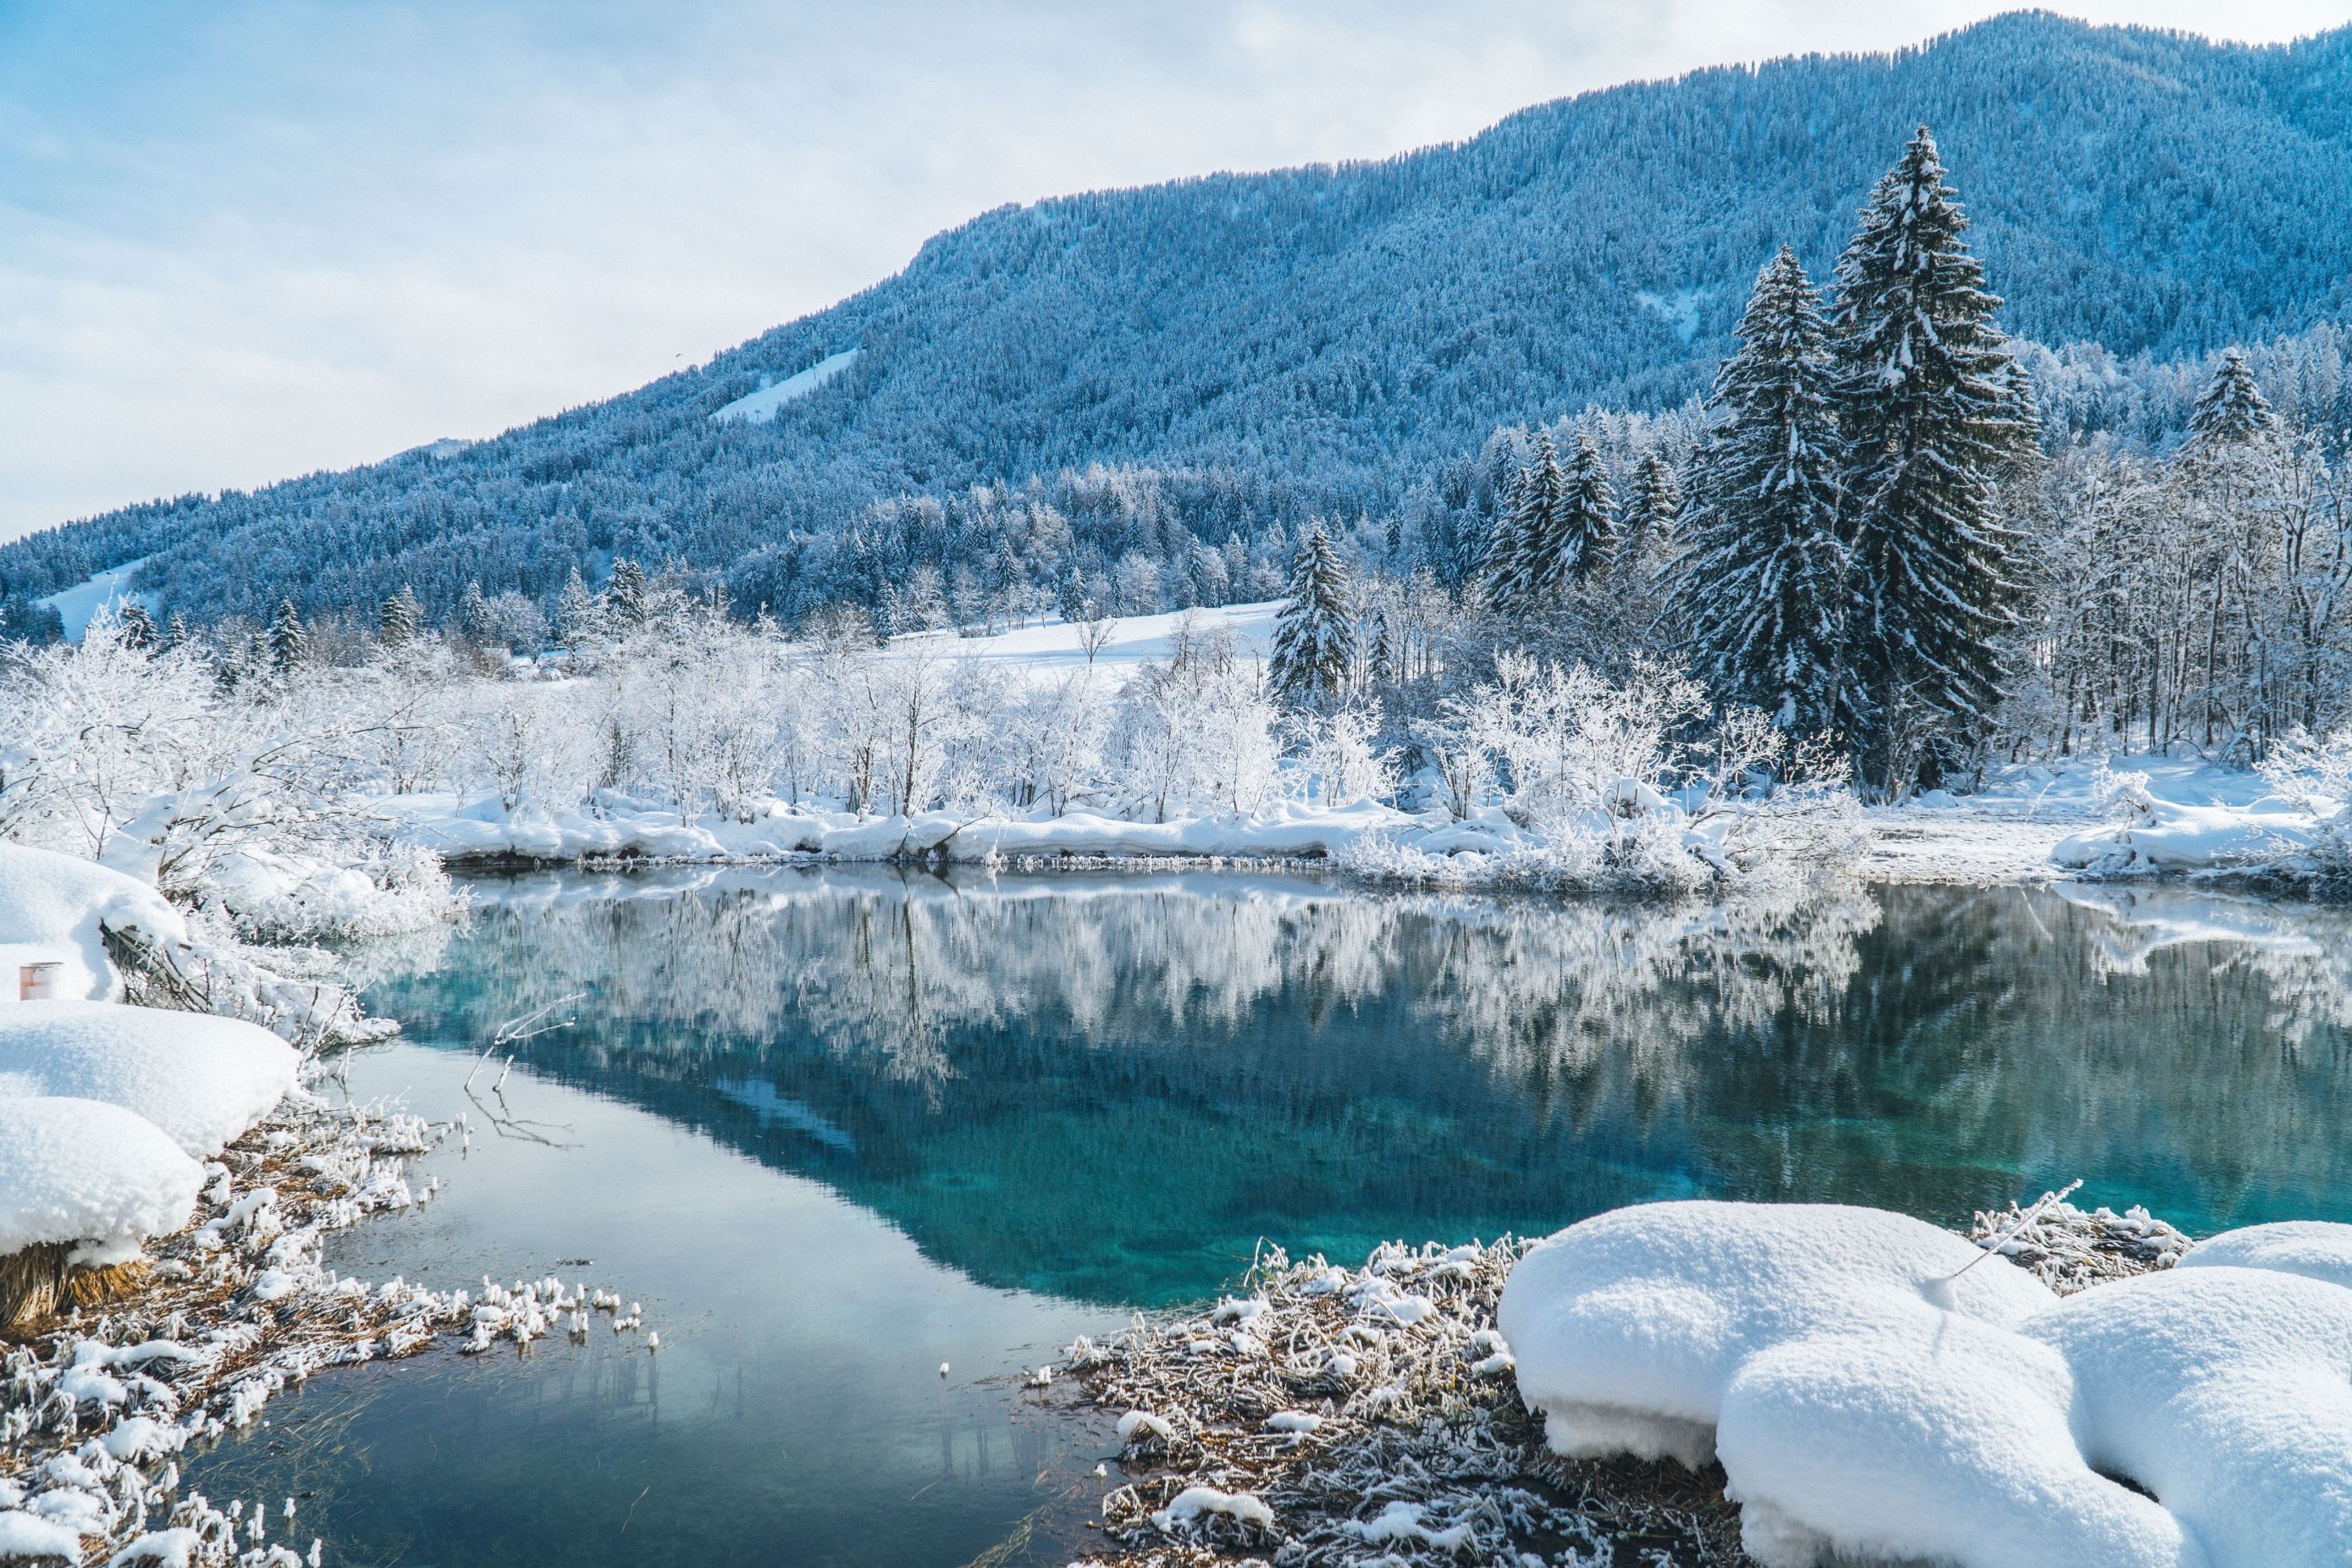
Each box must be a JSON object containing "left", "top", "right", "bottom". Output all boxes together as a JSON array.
[{"left": 360, "top": 869, "right": 2352, "bottom": 1306}]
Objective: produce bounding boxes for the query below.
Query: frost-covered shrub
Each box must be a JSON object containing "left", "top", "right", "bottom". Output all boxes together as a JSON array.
[
  {"left": 1292, "top": 706, "right": 1394, "bottom": 807},
  {"left": 1103, "top": 616, "right": 1279, "bottom": 821}
]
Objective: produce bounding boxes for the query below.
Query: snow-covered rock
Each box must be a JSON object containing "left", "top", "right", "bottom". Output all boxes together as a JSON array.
[
  {"left": 2053, "top": 795, "right": 2320, "bottom": 875},
  {"left": 2027, "top": 1263, "right": 2352, "bottom": 1567},
  {"left": 0, "top": 1002, "right": 298, "bottom": 1157},
  {"left": 1505, "top": 1203, "right": 2257, "bottom": 1568},
  {"left": 0, "top": 845, "right": 187, "bottom": 1005},
  {"left": 0, "top": 1097, "right": 202, "bottom": 1266},
  {"left": 2175, "top": 1220, "right": 2352, "bottom": 1290}
]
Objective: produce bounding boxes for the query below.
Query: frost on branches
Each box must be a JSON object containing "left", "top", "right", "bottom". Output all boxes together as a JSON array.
[{"left": 1350, "top": 656, "right": 1857, "bottom": 897}]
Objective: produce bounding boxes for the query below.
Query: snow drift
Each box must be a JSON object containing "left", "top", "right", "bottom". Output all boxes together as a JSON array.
[
  {"left": 0, "top": 1002, "right": 299, "bottom": 1157},
  {"left": 1501, "top": 1201, "right": 2352, "bottom": 1566},
  {"left": 0, "top": 843, "right": 187, "bottom": 1004},
  {"left": 0, "top": 1097, "right": 202, "bottom": 1267}
]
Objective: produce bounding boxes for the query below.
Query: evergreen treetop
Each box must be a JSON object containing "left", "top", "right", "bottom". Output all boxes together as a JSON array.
[
  {"left": 2184, "top": 349, "right": 2277, "bottom": 452},
  {"left": 268, "top": 598, "right": 309, "bottom": 674},
  {"left": 1622, "top": 450, "right": 1683, "bottom": 555},
  {"left": 379, "top": 586, "right": 425, "bottom": 648},
  {"left": 1269, "top": 522, "right": 1355, "bottom": 704}
]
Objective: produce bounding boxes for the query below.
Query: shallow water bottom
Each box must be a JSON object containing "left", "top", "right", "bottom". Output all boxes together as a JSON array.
[{"left": 185, "top": 1040, "right": 1118, "bottom": 1567}]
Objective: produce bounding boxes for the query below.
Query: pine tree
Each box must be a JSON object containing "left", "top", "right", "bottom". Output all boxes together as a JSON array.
[
  {"left": 1621, "top": 450, "right": 1684, "bottom": 555},
  {"left": 457, "top": 580, "right": 492, "bottom": 642},
  {"left": 2183, "top": 349, "right": 2277, "bottom": 453},
  {"left": 1679, "top": 246, "right": 1851, "bottom": 735},
  {"left": 1830, "top": 126, "right": 2036, "bottom": 789},
  {"left": 379, "top": 585, "right": 424, "bottom": 648},
  {"left": 556, "top": 567, "right": 599, "bottom": 648},
  {"left": 117, "top": 602, "right": 157, "bottom": 651},
  {"left": 1485, "top": 437, "right": 1558, "bottom": 615},
  {"left": 605, "top": 559, "right": 649, "bottom": 626},
  {"left": 1269, "top": 522, "right": 1354, "bottom": 704},
  {"left": 1553, "top": 433, "right": 1618, "bottom": 588},
  {"left": 1486, "top": 434, "right": 1561, "bottom": 621},
  {"left": 268, "top": 598, "right": 309, "bottom": 674},
  {"left": 163, "top": 612, "right": 192, "bottom": 652},
  {"left": 1367, "top": 608, "right": 1397, "bottom": 690}
]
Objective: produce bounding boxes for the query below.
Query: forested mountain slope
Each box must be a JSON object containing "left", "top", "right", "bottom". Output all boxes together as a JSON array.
[{"left": 7, "top": 9, "right": 2352, "bottom": 628}]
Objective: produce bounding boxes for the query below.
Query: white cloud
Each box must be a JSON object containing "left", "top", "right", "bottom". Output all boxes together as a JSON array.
[{"left": 1, "top": 1, "right": 2344, "bottom": 541}]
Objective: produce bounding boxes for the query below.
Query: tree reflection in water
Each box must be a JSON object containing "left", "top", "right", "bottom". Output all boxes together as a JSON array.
[{"left": 356, "top": 868, "right": 2352, "bottom": 1306}]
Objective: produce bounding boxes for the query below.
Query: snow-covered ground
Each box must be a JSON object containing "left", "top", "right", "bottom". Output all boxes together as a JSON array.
[
  {"left": 34, "top": 555, "right": 149, "bottom": 640},
  {"left": 1502, "top": 1200, "right": 2352, "bottom": 1566},
  {"left": 1858, "top": 752, "right": 2336, "bottom": 886},
  {"left": 886, "top": 599, "right": 1278, "bottom": 687},
  {"left": 0, "top": 845, "right": 302, "bottom": 1269}
]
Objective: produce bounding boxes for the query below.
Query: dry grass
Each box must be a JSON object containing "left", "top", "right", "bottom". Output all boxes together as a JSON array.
[
  {"left": 1057, "top": 1239, "right": 1748, "bottom": 1567},
  {"left": 0, "top": 1246, "right": 148, "bottom": 1334}
]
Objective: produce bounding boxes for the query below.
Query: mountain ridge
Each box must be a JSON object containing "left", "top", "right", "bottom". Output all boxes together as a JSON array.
[{"left": 6, "top": 8, "right": 2351, "bottom": 629}]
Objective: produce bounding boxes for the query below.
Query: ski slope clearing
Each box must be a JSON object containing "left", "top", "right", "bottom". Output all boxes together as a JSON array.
[
  {"left": 1503, "top": 1200, "right": 2352, "bottom": 1567},
  {"left": 34, "top": 556, "right": 149, "bottom": 641},
  {"left": 709, "top": 349, "right": 860, "bottom": 422}
]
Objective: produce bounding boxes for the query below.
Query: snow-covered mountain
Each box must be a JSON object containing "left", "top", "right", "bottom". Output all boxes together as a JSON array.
[{"left": 6, "top": 10, "right": 2352, "bottom": 631}]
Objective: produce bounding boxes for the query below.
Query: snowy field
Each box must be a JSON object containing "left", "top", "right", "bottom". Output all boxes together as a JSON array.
[{"left": 884, "top": 599, "right": 1278, "bottom": 687}]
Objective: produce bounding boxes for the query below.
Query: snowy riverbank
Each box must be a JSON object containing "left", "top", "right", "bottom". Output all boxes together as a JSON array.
[
  {"left": 0, "top": 843, "right": 654, "bottom": 1567},
  {"left": 1058, "top": 1195, "right": 2349, "bottom": 1568}
]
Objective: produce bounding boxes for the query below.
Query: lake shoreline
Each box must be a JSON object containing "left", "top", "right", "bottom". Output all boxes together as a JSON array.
[{"left": 1053, "top": 1203, "right": 2192, "bottom": 1567}]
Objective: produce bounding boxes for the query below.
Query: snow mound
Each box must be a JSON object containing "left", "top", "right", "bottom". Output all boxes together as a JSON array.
[
  {"left": 2054, "top": 795, "right": 2318, "bottom": 875},
  {"left": 1500, "top": 1201, "right": 2198, "bottom": 1567},
  {"left": 0, "top": 845, "right": 187, "bottom": 1005},
  {"left": 0, "top": 1002, "right": 298, "bottom": 1157},
  {"left": 2175, "top": 1219, "right": 2352, "bottom": 1289},
  {"left": 2028, "top": 1263, "right": 2352, "bottom": 1566},
  {"left": 0, "top": 1097, "right": 202, "bottom": 1265}
]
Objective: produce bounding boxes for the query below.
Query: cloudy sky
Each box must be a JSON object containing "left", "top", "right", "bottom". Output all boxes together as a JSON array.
[{"left": 2, "top": 1, "right": 2345, "bottom": 542}]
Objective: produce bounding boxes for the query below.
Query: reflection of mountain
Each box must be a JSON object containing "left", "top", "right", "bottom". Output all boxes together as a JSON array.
[{"left": 361, "top": 870, "right": 2352, "bottom": 1306}]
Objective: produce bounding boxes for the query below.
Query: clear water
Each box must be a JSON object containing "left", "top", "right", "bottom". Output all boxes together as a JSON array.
[{"left": 184, "top": 867, "right": 2352, "bottom": 1565}]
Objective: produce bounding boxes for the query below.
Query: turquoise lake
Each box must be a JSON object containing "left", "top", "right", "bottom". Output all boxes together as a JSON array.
[{"left": 183, "top": 867, "right": 2352, "bottom": 1565}]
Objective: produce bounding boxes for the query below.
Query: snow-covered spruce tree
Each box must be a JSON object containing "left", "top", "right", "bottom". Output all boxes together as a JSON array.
[
  {"left": 2172, "top": 348, "right": 2293, "bottom": 752},
  {"left": 117, "top": 601, "right": 157, "bottom": 652},
  {"left": 1486, "top": 433, "right": 1562, "bottom": 616},
  {"left": 1621, "top": 449, "right": 1683, "bottom": 556},
  {"left": 555, "top": 568, "right": 599, "bottom": 650},
  {"left": 456, "top": 580, "right": 492, "bottom": 643},
  {"left": 268, "top": 598, "right": 310, "bottom": 674},
  {"left": 1555, "top": 433, "right": 1618, "bottom": 588},
  {"left": 605, "top": 558, "right": 649, "bottom": 626},
  {"left": 1679, "top": 246, "right": 1850, "bottom": 736},
  {"left": 2184, "top": 349, "right": 2277, "bottom": 452},
  {"left": 1829, "top": 126, "right": 2036, "bottom": 792},
  {"left": 1269, "top": 522, "right": 1355, "bottom": 704},
  {"left": 378, "top": 586, "right": 425, "bottom": 649}
]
